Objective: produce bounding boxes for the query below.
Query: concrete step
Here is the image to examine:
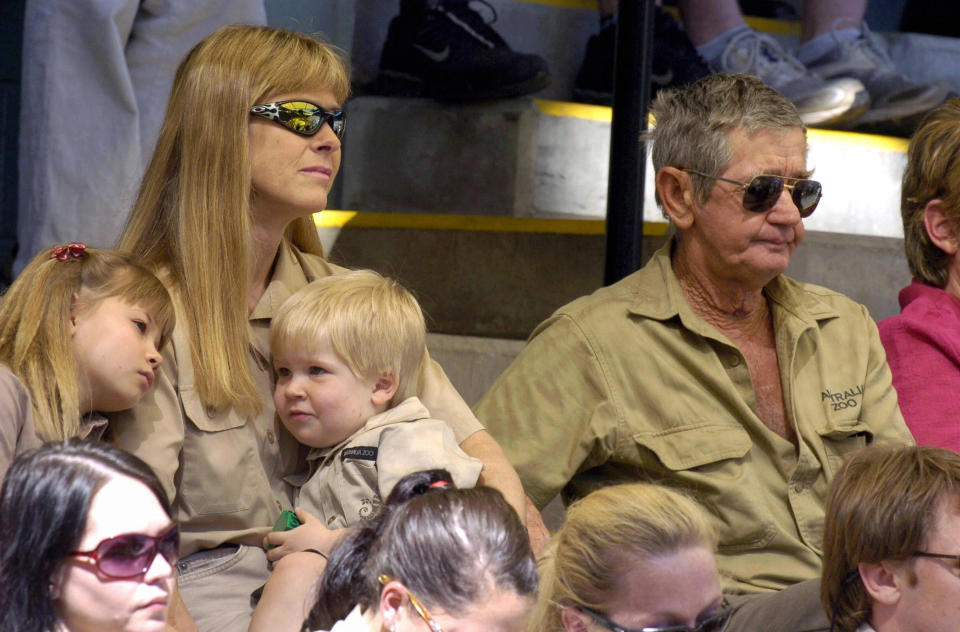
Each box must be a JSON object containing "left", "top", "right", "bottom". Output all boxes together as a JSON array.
[
  {"left": 339, "top": 96, "right": 909, "bottom": 238},
  {"left": 317, "top": 211, "right": 911, "bottom": 338}
]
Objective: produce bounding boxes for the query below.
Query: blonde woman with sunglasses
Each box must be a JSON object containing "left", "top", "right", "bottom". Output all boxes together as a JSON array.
[
  {"left": 111, "top": 24, "right": 525, "bottom": 632},
  {"left": 529, "top": 483, "right": 729, "bottom": 632},
  {"left": 301, "top": 469, "right": 538, "bottom": 632}
]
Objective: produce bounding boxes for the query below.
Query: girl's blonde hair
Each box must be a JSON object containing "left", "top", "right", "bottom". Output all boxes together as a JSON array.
[
  {"left": 119, "top": 24, "right": 350, "bottom": 415},
  {"left": 529, "top": 483, "right": 717, "bottom": 632},
  {"left": 271, "top": 270, "right": 426, "bottom": 405},
  {"left": 0, "top": 246, "right": 174, "bottom": 440}
]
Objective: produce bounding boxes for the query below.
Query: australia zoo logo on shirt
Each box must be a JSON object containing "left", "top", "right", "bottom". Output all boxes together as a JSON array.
[{"left": 821, "top": 384, "right": 864, "bottom": 411}]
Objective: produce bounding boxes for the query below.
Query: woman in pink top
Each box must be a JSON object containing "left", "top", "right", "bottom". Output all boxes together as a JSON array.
[{"left": 879, "top": 98, "right": 960, "bottom": 451}]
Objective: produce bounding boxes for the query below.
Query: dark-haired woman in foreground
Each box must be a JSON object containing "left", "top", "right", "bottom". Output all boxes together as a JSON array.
[{"left": 0, "top": 440, "right": 178, "bottom": 632}]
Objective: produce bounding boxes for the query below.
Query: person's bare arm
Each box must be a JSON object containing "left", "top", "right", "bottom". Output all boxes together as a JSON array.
[{"left": 459, "top": 430, "right": 525, "bottom": 521}]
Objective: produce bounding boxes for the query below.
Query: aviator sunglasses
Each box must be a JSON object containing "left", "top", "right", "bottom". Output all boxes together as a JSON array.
[
  {"left": 580, "top": 606, "right": 732, "bottom": 632},
  {"left": 249, "top": 100, "right": 346, "bottom": 139},
  {"left": 69, "top": 525, "right": 179, "bottom": 579},
  {"left": 682, "top": 168, "right": 821, "bottom": 217}
]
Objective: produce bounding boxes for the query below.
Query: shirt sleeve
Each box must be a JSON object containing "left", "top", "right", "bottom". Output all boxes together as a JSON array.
[
  {"left": 376, "top": 419, "right": 484, "bottom": 498},
  {"left": 0, "top": 368, "right": 40, "bottom": 481},
  {"left": 474, "top": 314, "right": 618, "bottom": 509}
]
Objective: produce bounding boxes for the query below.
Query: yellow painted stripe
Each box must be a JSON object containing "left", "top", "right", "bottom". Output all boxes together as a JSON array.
[
  {"left": 809, "top": 127, "right": 908, "bottom": 152},
  {"left": 744, "top": 15, "right": 801, "bottom": 36},
  {"left": 535, "top": 99, "right": 611, "bottom": 122},
  {"left": 315, "top": 210, "right": 670, "bottom": 237}
]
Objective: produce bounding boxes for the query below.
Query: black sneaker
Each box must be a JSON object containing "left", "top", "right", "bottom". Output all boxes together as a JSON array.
[
  {"left": 573, "top": 7, "right": 710, "bottom": 106},
  {"left": 375, "top": 0, "right": 550, "bottom": 101}
]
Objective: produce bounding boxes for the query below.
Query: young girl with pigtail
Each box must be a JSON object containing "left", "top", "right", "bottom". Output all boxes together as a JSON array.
[{"left": 0, "top": 243, "right": 175, "bottom": 478}]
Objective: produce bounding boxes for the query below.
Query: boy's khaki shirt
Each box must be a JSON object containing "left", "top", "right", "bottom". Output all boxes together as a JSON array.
[
  {"left": 290, "top": 396, "right": 483, "bottom": 529},
  {"left": 112, "top": 240, "right": 483, "bottom": 557},
  {"left": 477, "top": 242, "right": 913, "bottom": 594}
]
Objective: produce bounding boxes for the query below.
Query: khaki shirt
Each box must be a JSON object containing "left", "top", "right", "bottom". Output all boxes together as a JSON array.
[
  {"left": 0, "top": 366, "right": 40, "bottom": 480},
  {"left": 476, "top": 242, "right": 912, "bottom": 594},
  {"left": 112, "top": 240, "right": 483, "bottom": 557},
  {"left": 290, "top": 397, "right": 483, "bottom": 529}
]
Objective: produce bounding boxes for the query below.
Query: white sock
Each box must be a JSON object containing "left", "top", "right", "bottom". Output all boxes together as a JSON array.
[{"left": 696, "top": 25, "right": 753, "bottom": 66}]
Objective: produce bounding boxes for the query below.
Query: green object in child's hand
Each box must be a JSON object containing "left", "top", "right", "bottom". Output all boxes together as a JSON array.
[{"left": 267, "top": 510, "right": 302, "bottom": 548}]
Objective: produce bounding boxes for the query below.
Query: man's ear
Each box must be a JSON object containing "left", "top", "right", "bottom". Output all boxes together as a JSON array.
[
  {"left": 859, "top": 561, "right": 903, "bottom": 607},
  {"left": 656, "top": 167, "right": 697, "bottom": 230},
  {"left": 560, "top": 606, "right": 592, "bottom": 632},
  {"left": 923, "top": 199, "right": 960, "bottom": 255},
  {"left": 371, "top": 372, "right": 399, "bottom": 407}
]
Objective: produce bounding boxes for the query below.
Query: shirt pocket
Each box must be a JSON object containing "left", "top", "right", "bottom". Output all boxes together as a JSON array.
[
  {"left": 180, "top": 389, "right": 255, "bottom": 515},
  {"left": 335, "top": 452, "right": 381, "bottom": 526},
  {"left": 635, "top": 423, "right": 778, "bottom": 553},
  {"left": 817, "top": 418, "right": 873, "bottom": 477}
]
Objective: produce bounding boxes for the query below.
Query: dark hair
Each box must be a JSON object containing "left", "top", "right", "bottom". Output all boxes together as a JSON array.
[
  {"left": 0, "top": 440, "right": 171, "bottom": 632},
  {"left": 821, "top": 445, "right": 960, "bottom": 632},
  {"left": 304, "top": 469, "right": 538, "bottom": 630}
]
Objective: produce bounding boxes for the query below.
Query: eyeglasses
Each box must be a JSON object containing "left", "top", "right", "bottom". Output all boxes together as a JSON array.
[
  {"left": 379, "top": 574, "right": 443, "bottom": 632},
  {"left": 70, "top": 525, "right": 179, "bottom": 579},
  {"left": 580, "top": 606, "right": 732, "bottom": 632},
  {"left": 249, "top": 100, "right": 346, "bottom": 139},
  {"left": 913, "top": 551, "right": 960, "bottom": 566},
  {"left": 682, "top": 168, "right": 821, "bottom": 217}
]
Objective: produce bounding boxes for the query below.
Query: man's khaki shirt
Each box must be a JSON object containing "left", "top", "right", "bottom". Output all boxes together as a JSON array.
[
  {"left": 290, "top": 396, "right": 483, "bottom": 529},
  {"left": 476, "top": 242, "right": 912, "bottom": 594},
  {"left": 112, "top": 240, "right": 483, "bottom": 557}
]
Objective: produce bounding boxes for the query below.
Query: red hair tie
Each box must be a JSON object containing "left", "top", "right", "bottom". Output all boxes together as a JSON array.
[
  {"left": 428, "top": 480, "right": 451, "bottom": 490},
  {"left": 50, "top": 242, "right": 87, "bottom": 261}
]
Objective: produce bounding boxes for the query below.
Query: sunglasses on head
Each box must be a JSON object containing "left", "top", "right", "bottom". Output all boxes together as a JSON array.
[
  {"left": 682, "top": 168, "right": 821, "bottom": 217},
  {"left": 69, "top": 525, "right": 179, "bottom": 579},
  {"left": 580, "top": 606, "right": 731, "bottom": 632},
  {"left": 249, "top": 100, "right": 346, "bottom": 139}
]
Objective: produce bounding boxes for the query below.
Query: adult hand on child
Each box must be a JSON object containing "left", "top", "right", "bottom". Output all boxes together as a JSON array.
[{"left": 262, "top": 508, "right": 346, "bottom": 562}]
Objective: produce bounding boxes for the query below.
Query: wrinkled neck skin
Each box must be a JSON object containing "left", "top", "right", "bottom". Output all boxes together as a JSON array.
[{"left": 672, "top": 245, "right": 772, "bottom": 339}]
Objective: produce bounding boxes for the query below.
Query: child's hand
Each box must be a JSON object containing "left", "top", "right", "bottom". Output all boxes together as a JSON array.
[{"left": 262, "top": 508, "right": 346, "bottom": 562}]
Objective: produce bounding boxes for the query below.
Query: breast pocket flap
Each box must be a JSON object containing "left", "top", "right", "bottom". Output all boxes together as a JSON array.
[{"left": 635, "top": 423, "right": 752, "bottom": 471}]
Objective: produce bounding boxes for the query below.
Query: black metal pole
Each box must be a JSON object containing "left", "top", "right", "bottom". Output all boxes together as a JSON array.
[{"left": 604, "top": 0, "right": 655, "bottom": 286}]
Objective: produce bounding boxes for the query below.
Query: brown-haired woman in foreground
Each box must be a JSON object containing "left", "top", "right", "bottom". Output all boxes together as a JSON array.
[{"left": 110, "top": 23, "right": 524, "bottom": 632}]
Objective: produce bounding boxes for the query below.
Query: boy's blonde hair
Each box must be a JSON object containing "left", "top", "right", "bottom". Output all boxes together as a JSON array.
[
  {"left": 271, "top": 270, "right": 426, "bottom": 404},
  {"left": 0, "top": 246, "right": 175, "bottom": 440}
]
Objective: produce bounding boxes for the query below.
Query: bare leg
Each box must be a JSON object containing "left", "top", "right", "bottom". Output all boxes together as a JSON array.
[
  {"left": 248, "top": 552, "right": 328, "bottom": 632},
  {"left": 677, "top": 0, "right": 746, "bottom": 47},
  {"left": 801, "top": 0, "right": 868, "bottom": 42}
]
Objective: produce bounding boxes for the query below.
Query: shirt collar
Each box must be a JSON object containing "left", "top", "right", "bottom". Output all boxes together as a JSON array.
[
  {"left": 306, "top": 397, "right": 429, "bottom": 462},
  {"left": 626, "top": 239, "right": 839, "bottom": 328},
  {"left": 249, "top": 239, "right": 309, "bottom": 322}
]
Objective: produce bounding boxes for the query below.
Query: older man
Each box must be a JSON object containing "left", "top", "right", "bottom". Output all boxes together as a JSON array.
[
  {"left": 821, "top": 445, "right": 960, "bottom": 632},
  {"left": 476, "top": 73, "right": 912, "bottom": 616}
]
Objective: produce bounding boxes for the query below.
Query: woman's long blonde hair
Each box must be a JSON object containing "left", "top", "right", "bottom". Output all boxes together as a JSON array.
[
  {"left": 118, "top": 25, "right": 350, "bottom": 415},
  {"left": 0, "top": 246, "right": 174, "bottom": 440},
  {"left": 529, "top": 483, "right": 717, "bottom": 632}
]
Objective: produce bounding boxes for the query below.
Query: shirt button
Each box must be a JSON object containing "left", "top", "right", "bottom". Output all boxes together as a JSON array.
[
  {"left": 206, "top": 407, "right": 216, "bottom": 418},
  {"left": 793, "top": 481, "right": 804, "bottom": 493},
  {"left": 266, "top": 431, "right": 276, "bottom": 444},
  {"left": 727, "top": 354, "right": 741, "bottom": 367}
]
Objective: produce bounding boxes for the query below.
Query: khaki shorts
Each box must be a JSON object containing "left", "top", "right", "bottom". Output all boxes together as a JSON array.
[{"left": 177, "top": 544, "right": 271, "bottom": 632}]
